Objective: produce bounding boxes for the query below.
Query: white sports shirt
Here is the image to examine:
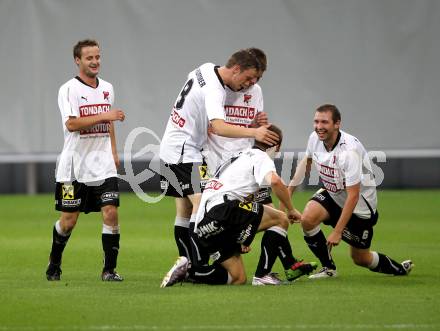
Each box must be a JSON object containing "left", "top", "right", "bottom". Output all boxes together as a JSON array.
[
  {"left": 204, "top": 84, "right": 264, "bottom": 174},
  {"left": 55, "top": 77, "right": 117, "bottom": 183},
  {"left": 159, "top": 63, "right": 226, "bottom": 164},
  {"left": 306, "top": 130, "right": 377, "bottom": 218},
  {"left": 195, "top": 148, "right": 275, "bottom": 227}
]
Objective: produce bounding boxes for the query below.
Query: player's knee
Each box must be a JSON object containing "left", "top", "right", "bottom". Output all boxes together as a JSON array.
[
  {"left": 277, "top": 214, "right": 289, "bottom": 230},
  {"left": 300, "top": 214, "right": 316, "bottom": 231},
  {"left": 232, "top": 273, "right": 247, "bottom": 285},
  {"left": 351, "top": 251, "right": 370, "bottom": 267},
  {"left": 60, "top": 213, "right": 78, "bottom": 231},
  {"left": 102, "top": 205, "right": 118, "bottom": 225}
]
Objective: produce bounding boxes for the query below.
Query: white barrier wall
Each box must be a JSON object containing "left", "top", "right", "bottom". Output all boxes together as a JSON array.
[{"left": 1, "top": 0, "right": 439, "bottom": 155}]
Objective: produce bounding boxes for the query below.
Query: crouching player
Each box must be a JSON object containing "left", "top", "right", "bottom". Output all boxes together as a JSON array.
[{"left": 160, "top": 125, "right": 316, "bottom": 286}]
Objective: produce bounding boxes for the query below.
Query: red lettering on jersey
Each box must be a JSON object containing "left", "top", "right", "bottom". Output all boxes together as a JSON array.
[
  {"left": 320, "top": 177, "right": 339, "bottom": 193},
  {"left": 79, "top": 104, "right": 111, "bottom": 135},
  {"left": 224, "top": 106, "right": 256, "bottom": 119},
  {"left": 319, "top": 163, "right": 336, "bottom": 178},
  {"left": 204, "top": 179, "right": 223, "bottom": 190},
  {"left": 171, "top": 110, "right": 186, "bottom": 128},
  {"left": 79, "top": 104, "right": 111, "bottom": 117}
]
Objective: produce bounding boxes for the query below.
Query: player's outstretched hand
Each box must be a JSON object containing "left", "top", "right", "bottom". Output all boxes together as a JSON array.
[{"left": 255, "top": 125, "right": 279, "bottom": 146}]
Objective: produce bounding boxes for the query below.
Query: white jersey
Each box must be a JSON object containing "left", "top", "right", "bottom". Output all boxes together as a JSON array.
[
  {"left": 204, "top": 84, "right": 264, "bottom": 174},
  {"left": 306, "top": 130, "right": 377, "bottom": 218},
  {"left": 159, "top": 63, "right": 226, "bottom": 164},
  {"left": 195, "top": 148, "right": 275, "bottom": 227},
  {"left": 55, "top": 76, "right": 117, "bottom": 183}
]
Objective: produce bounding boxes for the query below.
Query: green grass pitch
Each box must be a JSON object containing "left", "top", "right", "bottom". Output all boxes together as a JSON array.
[{"left": 0, "top": 190, "right": 439, "bottom": 331}]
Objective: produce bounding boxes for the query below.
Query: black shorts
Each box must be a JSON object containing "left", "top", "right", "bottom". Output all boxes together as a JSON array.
[
  {"left": 160, "top": 161, "right": 209, "bottom": 197},
  {"left": 310, "top": 188, "right": 378, "bottom": 249},
  {"left": 253, "top": 187, "right": 273, "bottom": 204},
  {"left": 55, "top": 177, "right": 119, "bottom": 214},
  {"left": 195, "top": 200, "right": 263, "bottom": 263}
]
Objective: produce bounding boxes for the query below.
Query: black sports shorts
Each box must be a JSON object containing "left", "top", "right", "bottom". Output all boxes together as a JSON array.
[
  {"left": 310, "top": 188, "right": 378, "bottom": 249},
  {"left": 160, "top": 161, "right": 209, "bottom": 197},
  {"left": 195, "top": 199, "right": 263, "bottom": 263},
  {"left": 55, "top": 177, "right": 119, "bottom": 214}
]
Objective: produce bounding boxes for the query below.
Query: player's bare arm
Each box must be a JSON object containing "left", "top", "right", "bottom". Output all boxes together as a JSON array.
[
  {"left": 210, "top": 119, "right": 279, "bottom": 145},
  {"left": 327, "top": 183, "right": 360, "bottom": 247},
  {"left": 278, "top": 157, "right": 312, "bottom": 212},
  {"left": 266, "top": 171, "right": 301, "bottom": 222},
  {"left": 109, "top": 122, "right": 120, "bottom": 168},
  {"left": 65, "top": 109, "right": 125, "bottom": 132}
]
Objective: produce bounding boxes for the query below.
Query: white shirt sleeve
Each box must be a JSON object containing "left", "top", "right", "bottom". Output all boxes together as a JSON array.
[
  {"left": 340, "top": 149, "right": 362, "bottom": 186},
  {"left": 305, "top": 133, "right": 315, "bottom": 158},
  {"left": 58, "top": 83, "right": 79, "bottom": 125},
  {"left": 253, "top": 152, "right": 276, "bottom": 187}
]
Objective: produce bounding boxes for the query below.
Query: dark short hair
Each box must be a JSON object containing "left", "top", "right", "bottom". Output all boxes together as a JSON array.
[
  {"left": 73, "top": 39, "right": 99, "bottom": 59},
  {"left": 254, "top": 124, "right": 282, "bottom": 151},
  {"left": 226, "top": 47, "right": 267, "bottom": 72},
  {"left": 316, "top": 104, "right": 341, "bottom": 123}
]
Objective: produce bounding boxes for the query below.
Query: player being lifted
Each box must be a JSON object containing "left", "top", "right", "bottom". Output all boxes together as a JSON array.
[
  {"left": 159, "top": 48, "right": 279, "bottom": 271},
  {"left": 287, "top": 104, "right": 413, "bottom": 278},
  {"left": 46, "top": 39, "right": 125, "bottom": 281}
]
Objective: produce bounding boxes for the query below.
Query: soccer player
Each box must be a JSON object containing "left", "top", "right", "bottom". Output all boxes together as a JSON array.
[
  {"left": 159, "top": 48, "right": 279, "bottom": 266},
  {"left": 45, "top": 39, "right": 126, "bottom": 281},
  {"left": 287, "top": 104, "right": 413, "bottom": 278},
  {"left": 160, "top": 125, "right": 316, "bottom": 287},
  {"left": 202, "top": 52, "right": 316, "bottom": 285}
]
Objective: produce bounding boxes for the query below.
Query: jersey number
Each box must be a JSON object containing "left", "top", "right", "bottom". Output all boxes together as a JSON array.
[{"left": 175, "top": 79, "right": 194, "bottom": 110}]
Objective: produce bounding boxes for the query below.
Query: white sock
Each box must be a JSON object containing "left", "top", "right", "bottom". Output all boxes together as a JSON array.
[
  {"left": 303, "top": 226, "right": 321, "bottom": 237},
  {"left": 55, "top": 220, "right": 70, "bottom": 237},
  {"left": 368, "top": 251, "right": 380, "bottom": 269},
  {"left": 175, "top": 216, "right": 190, "bottom": 228},
  {"left": 102, "top": 224, "right": 120, "bottom": 234}
]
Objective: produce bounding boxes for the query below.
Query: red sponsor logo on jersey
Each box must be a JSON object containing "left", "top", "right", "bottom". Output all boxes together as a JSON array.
[
  {"left": 204, "top": 179, "right": 223, "bottom": 191},
  {"left": 320, "top": 177, "right": 339, "bottom": 193},
  {"left": 319, "top": 163, "right": 336, "bottom": 178},
  {"left": 171, "top": 110, "right": 186, "bottom": 128},
  {"left": 224, "top": 106, "right": 255, "bottom": 119},
  {"left": 103, "top": 91, "right": 110, "bottom": 101},
  {"left": 79, "top": 104, "right": 111, "bottom": 117},
  {"left": 79, "top": 104, "right": 111, "bottom": 135},
  {"left": 243, "top": 94, "right": 252, "bottom": 104}
]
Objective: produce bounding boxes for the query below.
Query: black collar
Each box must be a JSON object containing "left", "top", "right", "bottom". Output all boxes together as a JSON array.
[
  {"left": 252, "top": 145, "right": 266, "bottom": 152},
  {"left": 325, "top": 131, "right": 341, "bottom": 152},
  {"left": 75, "top": 76, "right": 99, "bottom": 88},
  {"left": 214, "top": 66, "right": 225, "bottom": 88}
]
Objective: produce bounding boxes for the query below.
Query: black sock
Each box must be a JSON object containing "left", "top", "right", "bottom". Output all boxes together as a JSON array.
[
  {"left": 188, "top": 263, "right": 229, "bottom": 285},
  {"left": 255, "top": 230, "right": 285, "bottom": 277},
  {"left": 174, "top": 225, "right": 190, "bottom": 258},
  {"left": 276, "top": 234, "right": 298, "bottom": 270},
  {"left": 49, "top": 226, "right": 70, "bottom": 265},
  {"left": 370, "top": 252, "right": 406, "bottom": 275},
  {"left": 189, "top": 223, "right": 209, "bottom": 266},
  {"left": 102, "top": 233, "right": 120, "bottom": 272},
  {"left": 303, "top": 229, "right": 336, "bottom": 269}
]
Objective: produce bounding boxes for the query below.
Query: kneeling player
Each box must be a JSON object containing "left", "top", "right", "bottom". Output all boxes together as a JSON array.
[{"left": 160, "top": 125, "right": 316, "bottom": 286}]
